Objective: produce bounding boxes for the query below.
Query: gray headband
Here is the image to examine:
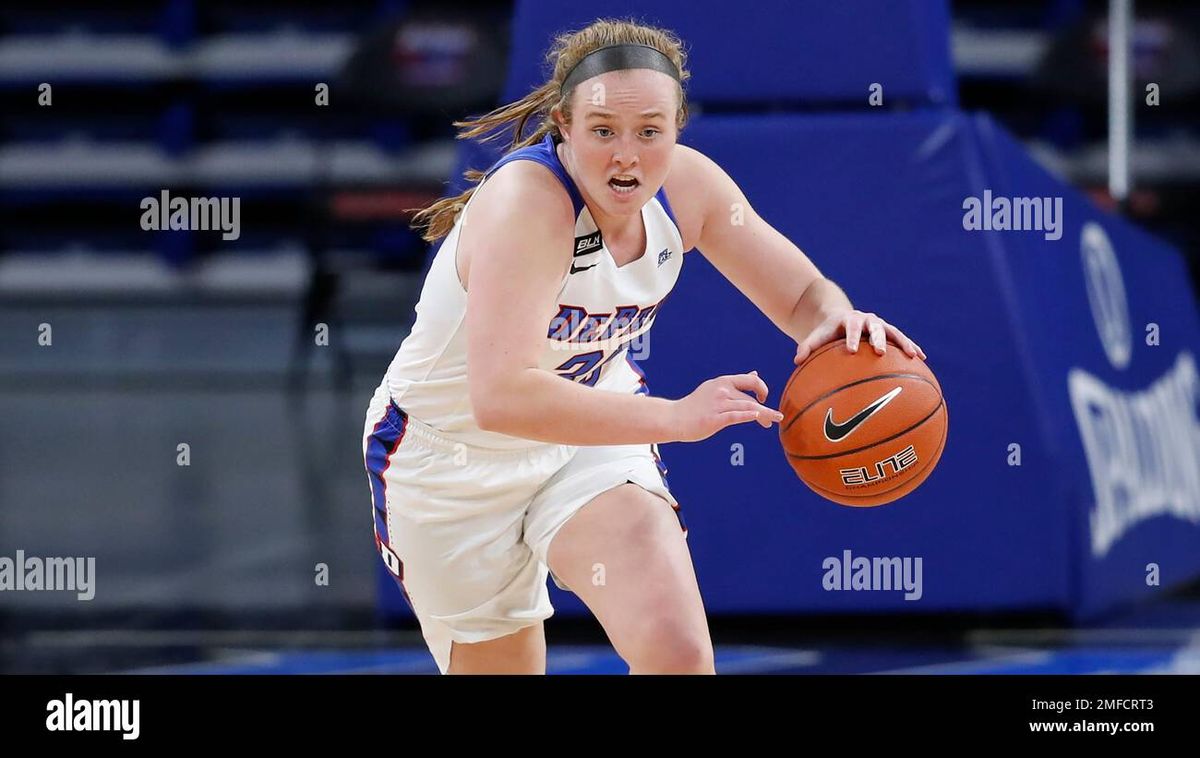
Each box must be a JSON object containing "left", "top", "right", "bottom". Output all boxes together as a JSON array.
[{"left": 560, "top": 44, "right": 680, "bottom": 96}]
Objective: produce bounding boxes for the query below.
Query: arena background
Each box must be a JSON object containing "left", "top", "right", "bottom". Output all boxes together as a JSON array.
[{"left": 1, "top": 0, "right": 1199, "bottom": 675}]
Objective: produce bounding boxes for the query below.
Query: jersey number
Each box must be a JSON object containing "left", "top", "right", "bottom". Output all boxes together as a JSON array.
[{"left": 554, "top": 346, "right": 626, "bottom": 387}]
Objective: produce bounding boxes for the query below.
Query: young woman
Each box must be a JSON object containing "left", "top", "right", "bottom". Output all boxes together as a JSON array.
[{"left": 363, "top": 18, "right": 924, "bottom": 674}]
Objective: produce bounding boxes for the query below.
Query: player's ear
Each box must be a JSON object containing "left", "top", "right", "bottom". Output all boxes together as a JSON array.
[{"left": 550, "top": 106, "right": 569, "bottom": 141}]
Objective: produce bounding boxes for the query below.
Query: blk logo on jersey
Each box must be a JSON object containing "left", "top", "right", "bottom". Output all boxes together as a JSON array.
[
  {"left": 574, "top": 232, "right": 603, "bottom": 257},
  {"left": 570, "top": 232, "right": 604, "bottom": 275},
  {"left": 657, "top": 248, "right": 672, "bottom": 266}
]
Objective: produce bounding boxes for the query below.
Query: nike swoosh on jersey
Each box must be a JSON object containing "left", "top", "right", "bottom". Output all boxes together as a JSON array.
[
  {"left": 823, "top": 386, "right": 903, "bottom": 442},
  {"left": 569, "top": 262, "right": 599, "bottom": 274}
]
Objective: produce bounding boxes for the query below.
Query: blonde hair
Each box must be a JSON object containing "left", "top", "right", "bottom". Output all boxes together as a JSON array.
[{"left": 410, "top": 18, "right": 690, "bottom": 242}]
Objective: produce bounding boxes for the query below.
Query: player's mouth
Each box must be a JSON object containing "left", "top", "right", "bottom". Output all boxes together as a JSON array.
[{"left": 608, "top": 175, "right": 640, "bottom": 196}]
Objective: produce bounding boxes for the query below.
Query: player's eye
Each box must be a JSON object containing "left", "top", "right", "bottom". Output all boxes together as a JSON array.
[
  {"left": 640, "top": 128, "right": 660, "bottom": 139},
  {"left": 592, "top": 127, "right": 613, "bottom": 138}
]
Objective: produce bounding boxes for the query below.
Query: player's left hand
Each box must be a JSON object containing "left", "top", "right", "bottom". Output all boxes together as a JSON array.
[{"left": 794, "top": 309, "right": 926, "bottom": 365}]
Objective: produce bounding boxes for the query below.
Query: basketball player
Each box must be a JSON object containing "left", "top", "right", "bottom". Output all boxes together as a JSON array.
[{"left": 363, "top": 19, "right": 925, "bottom": 674}]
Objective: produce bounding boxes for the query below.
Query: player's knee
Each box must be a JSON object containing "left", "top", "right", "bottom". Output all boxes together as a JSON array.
[{"left": 623, "top": 619, "right": 714, "bottom": 674}]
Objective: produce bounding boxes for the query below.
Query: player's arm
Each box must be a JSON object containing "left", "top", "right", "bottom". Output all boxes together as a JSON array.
[
  {"left": 463, "top": 162, "right": 780, "bottom": 445},
  {"left": 674, "top": 146, "right": 925, "bottom": 365}
]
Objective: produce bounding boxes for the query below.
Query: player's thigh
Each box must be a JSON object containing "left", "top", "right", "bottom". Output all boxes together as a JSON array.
[
  {"left": 449, "top": 620, "right": 546, "bottom": 675},
  {"left": 545, "top": 483, "right": 710, "bottom": 654}
]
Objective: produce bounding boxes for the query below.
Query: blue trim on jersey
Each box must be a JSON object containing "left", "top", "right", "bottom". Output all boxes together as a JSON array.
[
  {"left": 365, "top": 402, "right": 408, "bottom": 548},
  {"left": 648, "top": 444, "right": 686, "bottom": 535},
  {"left": 622, "top": 352, "right": 684, "bottom": 534},
  {"left": 654, "top": 185, "right": 681, "bottom": 237},
  {"left": 484, "top": 133, "right": 586, "bottom": 217},
  {"left": 625, "top": 350, "right": 650, "bottom": 396}
]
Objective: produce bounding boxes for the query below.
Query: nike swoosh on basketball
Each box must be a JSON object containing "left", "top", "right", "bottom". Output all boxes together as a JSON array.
[{"left": 823, "top": 386, "right": 903, "bottom": 442}]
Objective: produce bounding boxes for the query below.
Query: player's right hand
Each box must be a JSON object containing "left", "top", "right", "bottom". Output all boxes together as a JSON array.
[{"left": 668, "top": 371, "right": 784, "bottom": 442}]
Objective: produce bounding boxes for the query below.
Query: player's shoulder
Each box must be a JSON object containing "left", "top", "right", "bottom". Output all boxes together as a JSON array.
[
  {"left": 470, "top": 156, "right": 576, "bottom": 231},
  {"left": 663, "top": 143, "right": 722, "bottom": 250},
  {"left": 665, "top": 143, "right": 711, "bottom": 190},
  {"left": 669, "top": 142, "right": 715, "bottom": 171},
  {"left": 457, "top": 156, "right": 577, "bottom": 285}
]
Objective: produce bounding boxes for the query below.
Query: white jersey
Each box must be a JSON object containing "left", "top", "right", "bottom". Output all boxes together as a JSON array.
[{"left": 376, "top": 132, "right": 685, "bottom": 450}]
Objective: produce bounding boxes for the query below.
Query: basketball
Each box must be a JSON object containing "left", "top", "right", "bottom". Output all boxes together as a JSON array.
[{"left": 779, "top": 339, "right": 947, "bottom": 507}]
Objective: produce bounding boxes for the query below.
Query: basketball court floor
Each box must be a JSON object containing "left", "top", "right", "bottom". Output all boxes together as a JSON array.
[{"left": 8, "top": 600, "right": 1200, "bottom": 675}]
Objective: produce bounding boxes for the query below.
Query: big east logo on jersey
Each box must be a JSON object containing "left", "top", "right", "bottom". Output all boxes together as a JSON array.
[{"left": 547, "top": 300, "right": 663, "bottom": 343}]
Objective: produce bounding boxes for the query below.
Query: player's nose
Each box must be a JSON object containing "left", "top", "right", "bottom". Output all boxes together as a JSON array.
[
  {"left": 612, "top": 135, "right": 639, "bottom": 168},
  {"left": 612, "top": 154, "right": 639, "bottom": 173}
]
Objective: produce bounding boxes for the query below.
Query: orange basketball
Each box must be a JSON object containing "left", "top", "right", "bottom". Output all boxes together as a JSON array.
[{"left": 779, "top": 338, "right": 947, "bottom": 507}]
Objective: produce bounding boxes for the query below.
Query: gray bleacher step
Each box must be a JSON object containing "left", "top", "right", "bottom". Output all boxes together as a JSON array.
[
  {"left": 0, "top": 31, "right": 351, "bottom": 82},
  {"left": 0, "top": 248, "right": 312, "bottom": 299},
  {"left": 0, "top": 139, "right": 458, "bottom": 188}
]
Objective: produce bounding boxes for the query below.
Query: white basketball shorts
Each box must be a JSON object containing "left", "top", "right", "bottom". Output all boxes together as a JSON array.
[{"left": 362, "top": 390, "right": 686, "bottom": 674}]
